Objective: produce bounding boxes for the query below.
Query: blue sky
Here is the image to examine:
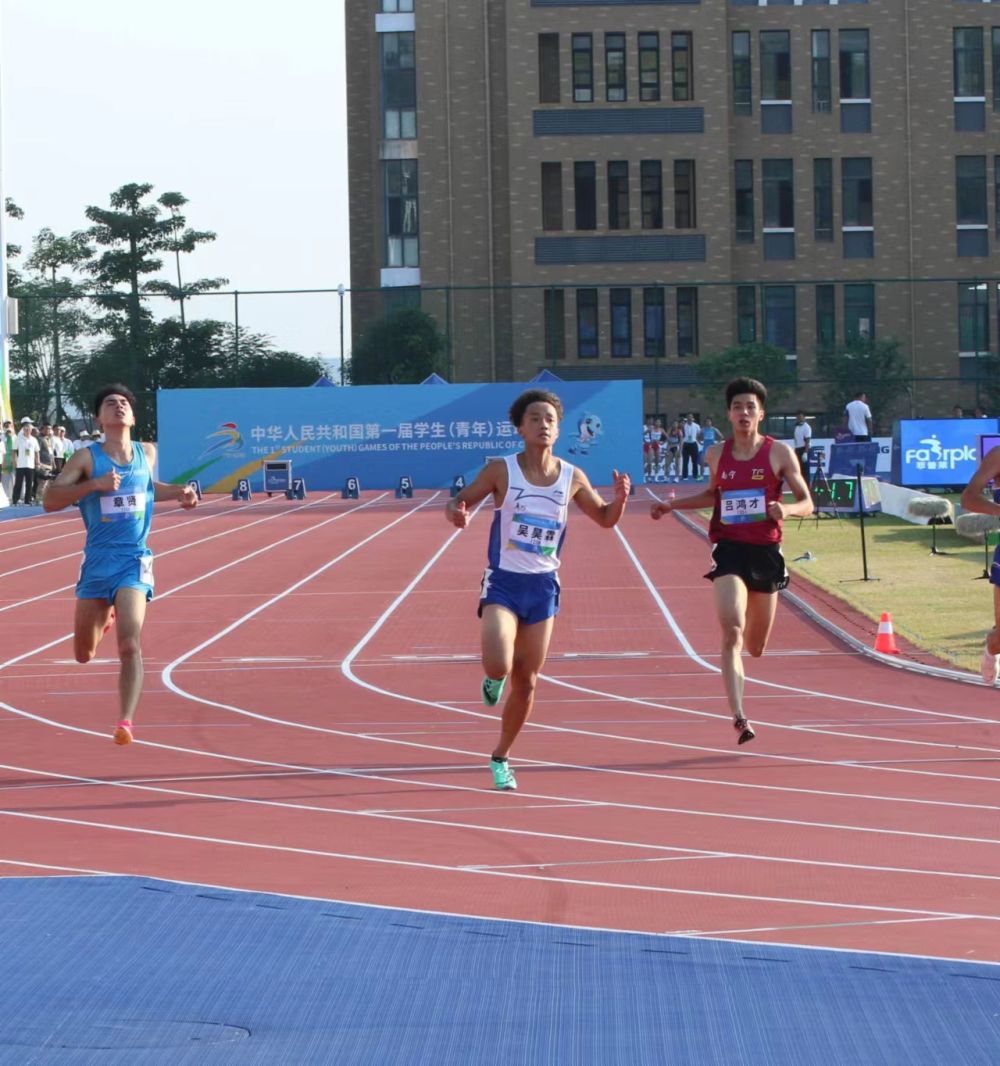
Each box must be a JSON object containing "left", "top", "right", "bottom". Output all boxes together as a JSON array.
[{"left": 2, "top": 0, "right": 350, "bottom": 369}]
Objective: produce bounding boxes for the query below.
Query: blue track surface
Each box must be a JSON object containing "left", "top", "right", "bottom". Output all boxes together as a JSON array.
[{"left": 0, "top": 877, "right": 997, "bottom": 1064}]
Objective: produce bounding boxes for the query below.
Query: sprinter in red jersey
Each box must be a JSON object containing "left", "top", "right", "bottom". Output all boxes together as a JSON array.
[{"left": 650, "top": 377, "right": 812, "bottom": 744}]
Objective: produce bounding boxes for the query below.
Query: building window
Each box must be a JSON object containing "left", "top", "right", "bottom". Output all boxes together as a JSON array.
[
  {"left": 608, "top": 161, "right": 630, "bottom": 230},
  {"left": 735, "top": 160, "right": 754, "bottom": 243},
  {"left": 640, "top": 161, "right": 663, "bottom": 230},
  {"left": 538, "top": 33, "right": 560, "bottom": 104},
  {"left": 959, "top": 282, "right": 989, "bottom": 354},
  {"left": 672, "top": 32, "right": 692, "bottom": 102},
  {"left": 845, "top": 283, "right": 875, "bottom": 343},
  {"left": 544, "top": 288, "right": 566, "bottom": 361},
  {"left": 610, "top": 289, "right": 632, "bottom": 357},
  {"left": 384, "top": 160, "right": 419, "bottom": 267},
  {"left": 994, "top": 29, "right": 1000, "bottom": 111},
  {"left": 639, "top": 33, "right": 660, "bottom": 103},
  {"left": 732, "top": 31, "right": 751, "bottom": 115},
  {"left": 812, "top": 30, "right": 831, "bottom": 113},
  {"left": 541, "top": 162, "right": 563, "bottom": 231},
  {"left": 995, "top": 156, "right": 1000, "bottom": 236},
  {"left": 605, "top": 33, "right": 626, "bottom": 103},
  {"left": 761, "top": 31, "right": 791, "bottom": 102},
  {"left": 677, "top": 287, "right": 698, "bottom": 356},
  {"left": 572, "top": 34, "right": 594, "bottom": 103},
  {"left": 842, "top": 158, "right": 873, "bottom": 226},
  {"left": 577, "top": 289, "right": 598, "bottom": 358},
  {"left": 816, "top": 284, "right": 835, "bottom": 352},
  {"left": 763, "top": 159, "right": 794, "bottom": 229},
  {"left": 644, "top": 288, "right": 665, "bottom": 358},
  {"left": 957, "top": 156, "right": 988, "bottom": 224},
  {"left": 574, "top": 162, "right": 596, "bottom": 230},
  {"left": 381, "top": 0, "right": 413, "bottom": 11},
  {"left": 737, "top": 286, "right": 756, "bottom": 345},
  {"left": 955, "top": 28, "right": 984, "bottom": 97},
  {"left": 674, "top": 160, "right": 696, "bottom": 229},
  {"left": 839, "top": 30, "right": 870, "bottom": 101},
  {"left": 814, "top": 158, "right": 833, "bottom": 241},
  {"left": 381, "top": 33, "right": 416, "bottom": 140},
  {"left": 764, "top": 285, "right": 796, "bottom": 353}
]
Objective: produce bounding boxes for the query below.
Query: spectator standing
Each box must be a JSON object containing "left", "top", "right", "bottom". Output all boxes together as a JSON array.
[
  {"left": 953, "top": 405, "right": 965, "bottom": 418},
  {"left": 36, "top": 424, "right": 56, "bottom": 502},
  {"left": 792, "top": 411, "right": 812, "bottom": 481},
  {"left": 74, "top": 429, "right": 91, "bottom": 451},
  {"left": 844, "top": 392, "right": 873, "bottom": 442},
  {"left": 666, "top": 420, "right": 682, "bottom": 482},
  {"left": 643, "top": 420, "right": 655, "bottom": 481},
  {"left": 52, "top": 425, "right": 69, "bottom": 472},
  {"left": 681, "top": 413, "right": 701, "bottom": 480},
  {"left": 699, "top": 417, "right": 721, "bottom": 479},
  {"left": 12, "top": 417, "right": 40, "bottom": 505}
]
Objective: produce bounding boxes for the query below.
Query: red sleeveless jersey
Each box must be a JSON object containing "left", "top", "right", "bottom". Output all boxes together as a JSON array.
[{"left": 708, "top": 436, "right": 784, "bottom": 545}]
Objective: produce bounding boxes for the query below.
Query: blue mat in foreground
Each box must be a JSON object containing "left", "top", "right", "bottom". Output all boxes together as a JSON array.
[{"left": 0, "top": 877, "right": 996, "bottom": 1065}]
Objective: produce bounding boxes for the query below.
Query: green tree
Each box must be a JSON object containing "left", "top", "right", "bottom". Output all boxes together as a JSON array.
[
  {"left": 5, "top": 197, "right": 24, "bottom": 269},
  {"left": 816, "top": 338, "right": 911, "bottom": 431},
  {"left": 347, "top": 307, "right": 446, "bottom": 385},
  {"left": 143, "top": 191, "right": 228, "bottom": 332},
  {"left": 24, "top": 228, "right": 94, "bottom": 422},
  {"left": 693, "top": 342, "right": 796, "bottom": 408}
]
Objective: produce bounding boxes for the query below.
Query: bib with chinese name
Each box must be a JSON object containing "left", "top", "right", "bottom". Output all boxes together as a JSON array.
[{"left": 709, "top": 437, "right": 783, "bottom": 545}]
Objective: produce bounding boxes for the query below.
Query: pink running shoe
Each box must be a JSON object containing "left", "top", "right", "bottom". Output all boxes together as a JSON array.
[{"left": 112, "top": 720, "right": 133, "bottom": 746}]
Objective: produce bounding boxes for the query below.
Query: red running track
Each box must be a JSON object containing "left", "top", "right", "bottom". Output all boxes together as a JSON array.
[{"left": 1, "top": 490, "right": 998, "bottom": 962}]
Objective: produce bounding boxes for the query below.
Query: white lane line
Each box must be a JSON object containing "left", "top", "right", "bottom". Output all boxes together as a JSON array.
[
  {"left": 464, "top": 854, "right": 726, "bottom": 872},
  {"left": 613, "top": 523, "right": 1000, "bottom": 731},
  {"left": 0, "top": 806, "right": 993, "bottom": 924},
  {"left": 2, "top": 758, "right": 998, "bottom": 887},
  {"left": 677, "top": 915, "right": 968, "bottom": 938}
]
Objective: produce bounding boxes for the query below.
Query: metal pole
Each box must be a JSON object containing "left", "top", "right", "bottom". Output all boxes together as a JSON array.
[
  {"left": 233, "top": 290, "right": 240, "bottom": 383},
  {"left": 856, "top": 462, "right": 871, "bottom": 581},
  {"left": 51, "top": 267, "right": 61, "bottom": 423},
  {"left": 338, "top": 284, "right": 345, "bottom": 386}
]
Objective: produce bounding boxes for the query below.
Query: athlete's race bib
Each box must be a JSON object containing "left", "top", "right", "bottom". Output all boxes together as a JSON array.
[
  {"left": 99, "top": 491, "right": 146, "bottom": 523},
  {"left": 720, "top": 488, "right": 767, "bottom": 524},
  {"left": 507, "top": 511, "right": 562, "bottom": 556}
]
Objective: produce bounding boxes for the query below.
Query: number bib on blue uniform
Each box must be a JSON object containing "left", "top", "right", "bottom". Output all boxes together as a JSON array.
[
  {"left": 99, "top": 491, "right": 146, "bottom": 523},
  {"left": 720, "top": 488, "right": 767, "bottom": 524}
]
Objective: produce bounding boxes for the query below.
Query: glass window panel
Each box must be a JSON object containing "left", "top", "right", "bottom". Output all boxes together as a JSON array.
[
  {"left": 816, "top": 284, "right": 835, "bottom": 351},
  {"left": 640, "top": 161, "right": 663, "bottom": 230},
  {"left": 611, "top": 289, "right": 632, "bottom": 357},
  {"left": 764, "top": 285, "right": 796, "bottom": 352},
  {"left": 573, "top": 34, "right": 594, "bottom": 103},
  {"left": 639, "top": 33, "right": 660, "bottom": 103},
  {"left": 574, "top": 162, "right": 597, "bottom": 230},
  {"left": 606, "top": 33, "right": 627, "bottom": 102},
  {"left": 735, "top": 159, "right": 754, "bottom": 242},
  {"left": 761, "top": 31, "right": 791, "bottom": 102},
  {"left": 814, "top": 158, "right": 833, "bottom": 241},
  {"left": 845, "top": 283, "right": 875, "bottom": 342},
  {"left": 737, "top": 286, "right": 756, "bottom": 344},
  {"left": 539, "top": 33, "right": 560, "bottom": 104},
  {"left": 608, "top": 161, "right": 630, "bottom": 230},
  {"left": 677, "top": 287, "right": 698, "bottom": 356},
  {"left": 954, "top": 28, "right": 984, "bottom": 97},
  {"left": 838, "top": 29, "right": 869, "bottom": 99},
  {"left": 732, "top": 31, "right": 751, "bottom": 115},
  {"left": 956, "top": 156, "right": 987, "bottom": 225},
  {"left": 842, "top": 158, "right": 873, "bottom": 227},
  {"left": 763, "top": 159, "right": 794, "bottom": 229},
  {"left": 577, "top": 289, "right": 598, "bottom": 358},
  {"left": 672, "top": 32, "right": 692, "bottom": 102},
  {"left": 812, "top": 30, "right": 831, "bottom": 112},
  {"left": 643, "top": 287, "right": 665, "bottom": 358}
]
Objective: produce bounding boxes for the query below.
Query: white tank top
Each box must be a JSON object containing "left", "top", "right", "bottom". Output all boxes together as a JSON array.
[{"left": 486, "top": 453, "right": 575, "bottom": 574}]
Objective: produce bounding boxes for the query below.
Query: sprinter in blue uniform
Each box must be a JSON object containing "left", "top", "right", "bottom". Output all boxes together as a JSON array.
[
  {"left": 45, "top": 384, "right": 198, "bottom": 745},
  {"left": 445, "top": 389, "right": 630, "bottom": 790}
]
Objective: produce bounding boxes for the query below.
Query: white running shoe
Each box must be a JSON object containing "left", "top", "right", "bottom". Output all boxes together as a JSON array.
[{"left": 981, "top": 644, "right": 1000, "bottom": 685}]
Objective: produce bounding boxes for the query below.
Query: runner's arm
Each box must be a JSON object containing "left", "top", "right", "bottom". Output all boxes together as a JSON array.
[
  {"left": 445, "top": 460, "right": 504, "bottom": 528},
  {"left": 767, "top": 441, "right": 814, "bottom": 520},
  {"left": 960, "top": 446, "right": 1000, "bottom": 517},
  {"left": 42, "top": 448, "right": 111, "bottom": 512},
  {"left": 650, "top": 443, "right": 720, "bottom": 519},
  {"left": 144, "top": 443, "right": 198, "bottom": 508},
  {"left": 572, "top": 467, "right": 630, "bottom": 528}
]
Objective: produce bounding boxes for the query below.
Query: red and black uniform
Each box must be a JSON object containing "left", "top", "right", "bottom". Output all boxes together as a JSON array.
[{"left": 705, "top": 436, "right": 789, "bottom": 592}]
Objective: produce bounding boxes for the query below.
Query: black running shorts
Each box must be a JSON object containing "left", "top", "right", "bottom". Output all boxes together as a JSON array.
[{"left": 704, "top": 539, "right": 789, "bottom": 594}]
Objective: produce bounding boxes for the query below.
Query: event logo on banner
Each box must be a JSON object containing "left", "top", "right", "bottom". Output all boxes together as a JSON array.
[
  {"left": 895, "top": 418, "right": 1000, "bottom": 487},
  {"left": 157, "top": 382, "right": 642, "bottom": 492}
]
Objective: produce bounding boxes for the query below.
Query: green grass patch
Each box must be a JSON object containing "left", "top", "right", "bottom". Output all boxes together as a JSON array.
[{"left": 778, "top": 503, "right": 993, "bottom": 672}]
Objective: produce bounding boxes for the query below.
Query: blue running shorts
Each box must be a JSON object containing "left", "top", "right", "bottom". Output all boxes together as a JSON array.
[
  {"left": 991, "top": 544, "right": 1000, "bottom": 589},
  {"left": 478, "top": 567, "right": 560, "bottom": 625},
  {"left": 77, "top": 551, "right": 154, "bottom": 603}
]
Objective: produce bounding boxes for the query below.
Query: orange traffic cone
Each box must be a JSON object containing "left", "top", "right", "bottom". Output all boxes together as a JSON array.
[{"left": 874, "top": 612, "right": 900, "bottom": 655}]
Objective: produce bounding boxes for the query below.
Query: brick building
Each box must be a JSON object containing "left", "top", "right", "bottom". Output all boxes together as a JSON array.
[{"left": 346, "top": 1, "right": 1000, "bottom": 418}]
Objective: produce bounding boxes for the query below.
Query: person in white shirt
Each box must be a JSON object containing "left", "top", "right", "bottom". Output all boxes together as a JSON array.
[
  {"left": 792, "top": 411, "right": 812, "bottom": 480},
  {"left": 681, "top": 414, "right": 702, "bottom": 480},
  {"left": 12, "top": 417, "right": 40, "bottom": 505},
  {"left": 844, "top": 392, "right": 873, "bottom": 442},
  {"left": 74, "top": 430, "right": 91, "bottom": 451},
  {"left": 52, "top": 425, "right": 69, "bottom": 472}
]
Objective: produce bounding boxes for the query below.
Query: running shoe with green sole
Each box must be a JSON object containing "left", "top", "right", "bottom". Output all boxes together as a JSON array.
[
  {"left": 490, "top": 758, "right": 517, "bottom": 790},
  {"left": 481, "top": 676, "right": 506, "bottom": 707}
]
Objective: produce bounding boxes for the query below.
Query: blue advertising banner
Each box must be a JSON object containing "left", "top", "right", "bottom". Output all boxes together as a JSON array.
[
  {"left": 156, "top": 381, "right": 642, "bottom": 492},
  {"left": 893, "top": 418, "right": 1000, "bottom": 487}
]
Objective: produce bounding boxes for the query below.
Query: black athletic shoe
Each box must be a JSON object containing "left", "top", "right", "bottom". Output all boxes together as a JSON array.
[{"left": 734, "top": 718, "right": 756, "bottom": 745}]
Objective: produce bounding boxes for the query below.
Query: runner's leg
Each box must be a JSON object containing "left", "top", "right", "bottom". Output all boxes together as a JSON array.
[{"left": 492, "top": 614, "right": 555, "bottom": 759}]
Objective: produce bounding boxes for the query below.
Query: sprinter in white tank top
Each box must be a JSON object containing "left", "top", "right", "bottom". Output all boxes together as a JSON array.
[{"left": 445, "top": 389, "right": 631, "bottom": 791}]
